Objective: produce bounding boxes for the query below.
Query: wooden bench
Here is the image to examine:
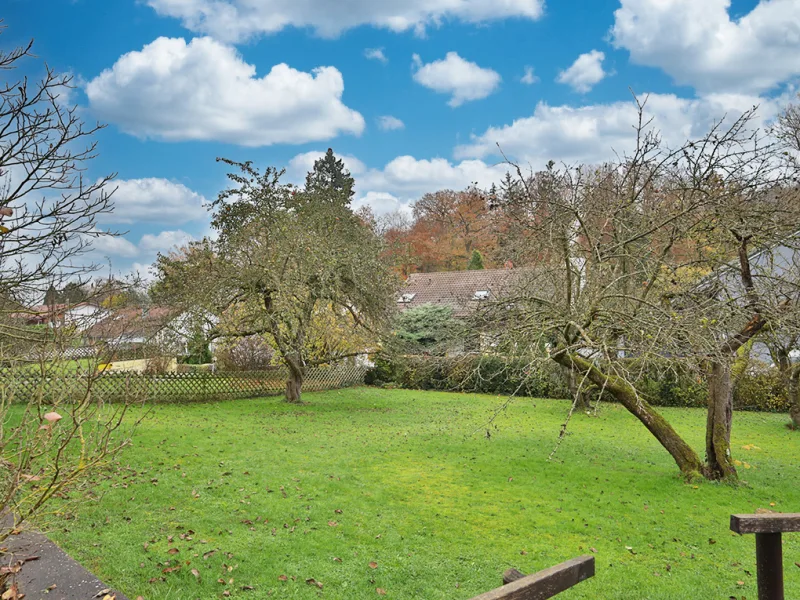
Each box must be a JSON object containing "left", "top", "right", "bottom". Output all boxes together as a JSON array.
[
  {"left": 730, "top": 513, "right": 800, "bottom": 600},
  {"left": 468, "top": 555, "right": 595, "bottom": 600}
]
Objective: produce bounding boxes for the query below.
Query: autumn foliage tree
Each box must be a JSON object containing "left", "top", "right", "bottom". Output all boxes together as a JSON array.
[{"left": 382, "top": 187, "right": 496, "bottom": 274}]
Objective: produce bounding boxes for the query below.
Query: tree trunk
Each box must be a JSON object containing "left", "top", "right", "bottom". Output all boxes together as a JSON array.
[
  {"left": 789, "top": 366, "right": 800, "bottom": 430},
  {"left": 552, "top": 352, "right": 705, "bottom": 478},
  {"left": 284, "top": 358, "right": 305, "bottom": 403},
  {"left": 705, "top": 360, "right": 737, "bottom": 480},
  {"left": 568, "top": 370, "right": 591, "bottom": 411}
]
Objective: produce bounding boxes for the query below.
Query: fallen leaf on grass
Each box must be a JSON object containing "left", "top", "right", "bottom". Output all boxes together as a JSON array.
[
  {"left": 334, "top": 509, "right": 343, "bottom": 514},
  {"left": 278, "top": 575, "right": 288, "bottom": 581},
  {"left": 1, "top": 584, "right": 19, "bottom": 600},
  {"left": 191, "top": 568, "right": 200, "bottom": 580},
  {"left": 376, "top": 588, "right": 387, "bottom": 595},
  {"left": 737, "top": 581, "right": 745, "bottom": 586},
  {"left": 369, "top": 562, "right": 378, "bottom": 569},
  {"left": 328, "top": 521, "right": 338, "bottom": 527},
  {"left": 333, "top": 557, "right": 342, "bottom": 563},
  {"left": 168, "top": 548, "right": 179, "bottom": 555},
  {"left": 306, "top": 578, "right": 323, "bottom": 589}
]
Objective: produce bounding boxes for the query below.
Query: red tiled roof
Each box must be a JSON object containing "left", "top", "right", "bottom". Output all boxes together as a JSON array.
[
  {"left": 397, "top": 269, "right": 520, "bottom": 316},
  {"left": 86, "top": 306, "right": 177, "bottom": 341}
]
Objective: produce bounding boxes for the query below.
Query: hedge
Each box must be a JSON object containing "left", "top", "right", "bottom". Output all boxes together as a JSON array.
[{"left": 366, "top": 355, "right": 791, "bottom": 413}]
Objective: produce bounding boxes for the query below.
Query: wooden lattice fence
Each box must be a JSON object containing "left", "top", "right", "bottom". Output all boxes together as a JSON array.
[{"left": 0, "top": 364, "right": 368, "bottom": 404}]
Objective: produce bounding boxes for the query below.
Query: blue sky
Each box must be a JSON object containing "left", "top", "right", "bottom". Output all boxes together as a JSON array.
[{"left": 3, "top": 0, "right": 798, "bottom": 278}]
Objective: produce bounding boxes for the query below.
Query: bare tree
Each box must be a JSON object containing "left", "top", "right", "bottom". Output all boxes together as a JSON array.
[
  {"left": 484, "top": 98, "right": 800, "bottom": 480},
  {"left": 0, "top": 27, "right": 115, "bottom": 308},
  {"left": 0, "top": 26, "right": 138, "bottom": 546},
  {"left": 763, "top": 330, "right": 800, "bottom": 429}
]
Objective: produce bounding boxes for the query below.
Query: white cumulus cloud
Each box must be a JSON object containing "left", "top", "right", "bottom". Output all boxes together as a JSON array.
[
  {"left": 101, "top": 178, "right": 208, "bottom": 225},
  {"left": 85, "top": 231, "right": 140, "bottom": 259},
  {"left": 412, "top": 52, "right": 501, "bottom": 107},
  {"left": 287, "top": 151, "right": 367, "bottom": 181},
  {"left": 377, "top": 116, "right": 405, "bottom": 131},
  {"left": 86, "top": 36, "right": 364, "bottom": 147},
  {"left": 456, "top": 92, "right": 783, "bottom": 167},
  {"left": 557, "top": 50, "right": 607, "bottom": 93},
  {"left": 353, "top": 191, "right": 406, "bottom": 216},
  {"left": 364, "top": 48, "right": 388, "bottom": 63},
  {"left": 146, "top": 0, "right": 545, "bottom": 42},
  {"left": 139, "top": 230, "right": 196, "bottom": 253},
  {"left": 521, "top": 66, "right": 539, "bottom": 85},
  {"left": 286, "top": 150, "right": 508, "bottom": 214},
  {"left": 611, "top": 0, "right": 800, "bottom": 93}
]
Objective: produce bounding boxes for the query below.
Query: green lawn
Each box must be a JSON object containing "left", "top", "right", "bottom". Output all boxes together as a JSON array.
[{"left": 48, "top": 388, "right": 800, "bottom": 599}]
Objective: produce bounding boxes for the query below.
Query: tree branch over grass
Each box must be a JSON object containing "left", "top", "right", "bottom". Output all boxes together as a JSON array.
[{"left": 480, "top": 98, "right": 800, "bottom": 480}]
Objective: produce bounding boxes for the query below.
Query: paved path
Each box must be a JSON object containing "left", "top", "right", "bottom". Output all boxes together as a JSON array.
[{"left": 3, "top": 528, "right": 128, "bottom": 600}]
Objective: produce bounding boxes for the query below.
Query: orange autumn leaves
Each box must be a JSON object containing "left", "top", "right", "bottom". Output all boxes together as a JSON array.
[{"left": 384, "top": 188, "right": 498, "bottom": 276}]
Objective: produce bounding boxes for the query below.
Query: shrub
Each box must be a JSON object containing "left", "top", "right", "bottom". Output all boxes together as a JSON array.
[
  {"left": 369, "top": 355, "right": 791, "bottom": 413},
  {"left": 216, "top": 335, "right": 275, "bottom": 372},
  {"left": 369, "top": 355, "right": 570, "bottom": 399},
  {"left": 363, "top": 355, "right": 396, "bottom": 386},
  {"left": 734, "top": 364, "right": 788, "bottom": 412}
]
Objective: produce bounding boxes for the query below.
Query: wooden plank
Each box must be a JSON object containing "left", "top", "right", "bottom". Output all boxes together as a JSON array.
[
  {"left": 731, "top": 514, "right": 800, "bottom": 534},
  {"left": 469, "top": 556, "right": 595, "bottom": 600},
  {"left": 503, "top": 569, "right": 525, "bottom": 585}
]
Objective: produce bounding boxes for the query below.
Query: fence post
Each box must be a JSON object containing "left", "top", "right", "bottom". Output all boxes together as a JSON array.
[{"left": 731, "top": 513, "right": 800, "bottom": 600}]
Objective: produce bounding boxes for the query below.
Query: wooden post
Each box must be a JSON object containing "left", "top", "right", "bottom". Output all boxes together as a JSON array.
[
  {"left": 730, "top": 513, "right": 800, "bottom": 600},
  {"left": 755, "top": 533, "right": 783, "bottom": 600}
]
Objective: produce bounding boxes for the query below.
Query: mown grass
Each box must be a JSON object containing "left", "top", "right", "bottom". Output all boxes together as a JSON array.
[{"left": 46, "top": 388, "right": 800, "bottom": 599}]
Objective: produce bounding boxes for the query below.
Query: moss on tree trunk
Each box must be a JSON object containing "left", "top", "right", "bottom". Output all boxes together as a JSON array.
[
  {"left": 705, "top": 361, "right": 737, "bottom": 480},
  {"left": 284, "top": 358, "right": 305, "bottom": 403},
  {"left": 789, "top": 366, "right": 800, "bottom": 430},
  {"left": 552, "top": 352, "right": 705, "bottom": 479}
]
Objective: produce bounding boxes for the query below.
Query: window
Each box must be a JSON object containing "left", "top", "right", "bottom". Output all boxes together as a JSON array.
[
  {"left": 398, "top": 293, "right": 416, "bottom": 304},
  {"left": 473, "top": 290, "right": 490, "bottom": 300}
]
